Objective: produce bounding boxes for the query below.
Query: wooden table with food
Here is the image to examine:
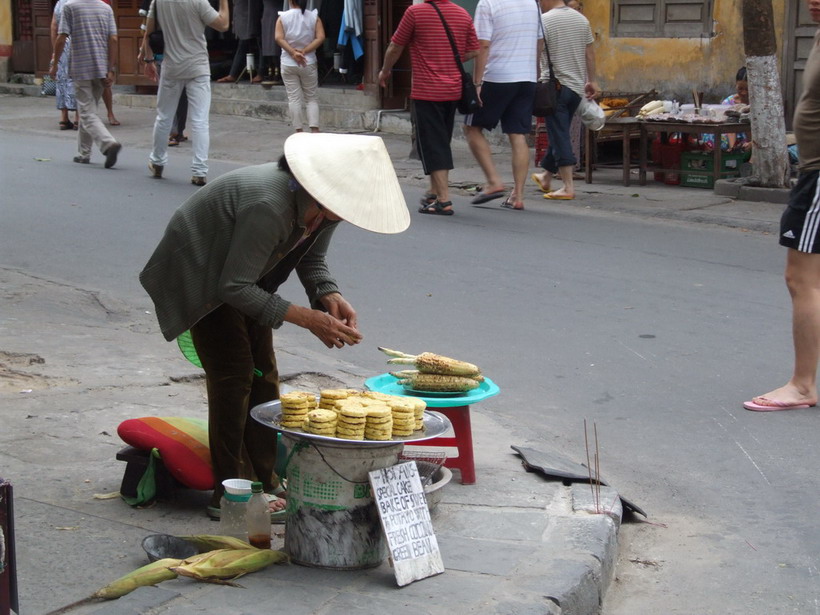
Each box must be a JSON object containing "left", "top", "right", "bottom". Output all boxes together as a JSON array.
[{"left": 638, "top": 116, "right": 751, "bottom": 187}]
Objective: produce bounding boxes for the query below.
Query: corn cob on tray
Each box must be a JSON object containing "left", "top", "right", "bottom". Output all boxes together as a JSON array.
[
  {"left": 250, "top": 400, "right": 452, "bottom": 447},
  {"left": 364, "top": 373, "right": 500, "bottom": 408}
]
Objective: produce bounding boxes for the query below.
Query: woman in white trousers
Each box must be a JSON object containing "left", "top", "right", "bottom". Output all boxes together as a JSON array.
[{"left": 275, "top": 0, "right": 325, "bottom": 132}]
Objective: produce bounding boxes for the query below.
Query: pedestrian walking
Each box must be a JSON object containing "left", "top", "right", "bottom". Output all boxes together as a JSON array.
[
  {"left": 275, "top": 0, "right": 326, "bottom": 134},
  {"left": 49, "top": 0, "right": 79, "bottom": 131},
  {"left": 141, "top": 0, "right": 230, "bottom": 186},
  {"left": 378, "top": 0, "right": 479, "bottom": 216},
  {"left": 531, "top": 0, "right": 597, "bottom": 200},
  {"left": 139, "top": 133, "right": 409, "bottom": 517},
  {"left": 744, "top": 0, "right": 820, "bottom": 412},
  {"left": 49, "top": 0, "right": 122, "bottom": 168},
  {"left": 464, "top": 0, "right": 542, "bottom": 211}
]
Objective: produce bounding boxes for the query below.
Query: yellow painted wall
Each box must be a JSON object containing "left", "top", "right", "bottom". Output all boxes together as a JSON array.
[
  {"left": 587, "top": 0, "right": 787, "bottom": 103},
  {"left": 0, "top": 0, "right": 13, "bottom": 51}
]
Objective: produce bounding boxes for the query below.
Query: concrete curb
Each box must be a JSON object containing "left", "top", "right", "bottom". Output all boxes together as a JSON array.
[{"left": 714, "top": 178, "right": 792, "bottom": 204}]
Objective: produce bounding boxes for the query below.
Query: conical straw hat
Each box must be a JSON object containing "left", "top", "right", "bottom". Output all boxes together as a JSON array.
[{"left": 284, "top": 133, "right": 410, "bottom": 234}]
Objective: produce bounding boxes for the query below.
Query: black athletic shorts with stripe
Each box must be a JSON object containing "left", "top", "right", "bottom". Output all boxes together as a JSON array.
[{"left": 780, "top": 169, "right": 820, "bottom": 253}]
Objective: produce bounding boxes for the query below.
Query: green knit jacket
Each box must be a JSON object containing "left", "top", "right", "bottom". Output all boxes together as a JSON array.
[{"left": 139, "top": 163, "right": 341, "bottom": 342}]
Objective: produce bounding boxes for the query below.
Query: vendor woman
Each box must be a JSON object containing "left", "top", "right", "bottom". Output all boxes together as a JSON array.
[
  {"left": 139, "top": 133, "right": 410, "bottom": 519},
  {"left": 701, "top": 66, "right": 750, "bottom": 153}
]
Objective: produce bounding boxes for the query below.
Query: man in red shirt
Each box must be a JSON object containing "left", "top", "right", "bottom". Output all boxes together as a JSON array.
[{"left": 379, "top": 0, "right": 478, "bottom": 216}]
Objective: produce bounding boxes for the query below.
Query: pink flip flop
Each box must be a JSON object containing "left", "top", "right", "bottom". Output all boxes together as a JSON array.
[{"left": 742, "top": 398, "right": 813, "bottom": 412}]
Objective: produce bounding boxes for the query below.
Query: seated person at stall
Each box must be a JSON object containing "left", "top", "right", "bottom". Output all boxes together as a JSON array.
[{"left": 699, "top": 67, "right": 750, "bottom": 154}]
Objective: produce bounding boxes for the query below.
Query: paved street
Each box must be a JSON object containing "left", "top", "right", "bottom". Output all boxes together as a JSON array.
[{"left": 1, "top": 92, "right": 818, "bottom": 615}]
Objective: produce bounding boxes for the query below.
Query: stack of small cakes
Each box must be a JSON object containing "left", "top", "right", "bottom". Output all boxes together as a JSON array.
[
  {"left": 387, "top": 398, "right": 417, "bottom": 437},
  {"left": 411, "top": 397, "right": 426, "bottom": 430},
  {"left": 303, "top": 409, "right": 338, "bottom": 435},
  {"left": 363, "top": 404, "right": 393, "bottom": 440},
  {"left": 318, "top": 388, "right": 355, "bottom": 410},
  {"left": 279, "top": 388, "right": 428, "bottom": 440},
  {"left": 279, "top": 391, "right": 317, "bottom": 428},
  {"left": 334, "top": 402, "right": 368, "bottom": 440}
]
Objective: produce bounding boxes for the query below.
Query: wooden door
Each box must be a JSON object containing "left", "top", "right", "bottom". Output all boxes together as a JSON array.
[
  {"left": 783, "top": 0, "right": 816, "bottom": 129},
  {"left": 113, "top": 0, "right": 153, "bottom": 86},
  {"left": 371, "top": 0, "right": 412, "bottom": 109},
  {"left": 32, "top": 0, "right": 55, "bottom": 75}
]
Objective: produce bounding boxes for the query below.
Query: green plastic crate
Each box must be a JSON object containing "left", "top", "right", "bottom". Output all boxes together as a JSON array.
[{"left": 680, "top": 151, "right": 745, "bottom": 189}]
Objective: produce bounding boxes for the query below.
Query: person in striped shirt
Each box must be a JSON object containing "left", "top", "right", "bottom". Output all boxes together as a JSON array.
[
  {"left": 49, "top": 0, "right": 122, "bottom": 168},
  {"left": 379, "top": 0, "right": 479, "bottom": 216},
  {"left": 532, "top": 0, "right": 597, "bottom": 201}
]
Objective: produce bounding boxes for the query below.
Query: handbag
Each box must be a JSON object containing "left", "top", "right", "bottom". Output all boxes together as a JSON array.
[
  {"left": 40, "top": 74, "right": 56, "bottom": 97},
  {"left": 533, "top": 9, "right": 559, "bottom": 117},
  {"left": 429, "top": 1, "right": 480, "bottom": 115},
  {"left": 147, "top": 0, "right": 164, "bottom": 56}
]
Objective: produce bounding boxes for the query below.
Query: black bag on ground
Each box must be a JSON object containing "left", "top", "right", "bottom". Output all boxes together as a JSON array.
[{"left": 430, "top": 1, "right": 480, "bottom": 115}]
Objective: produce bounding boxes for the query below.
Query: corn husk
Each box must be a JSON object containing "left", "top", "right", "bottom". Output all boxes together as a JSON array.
[{"left": 170, "top": 548, "right": 289, "bottom": 581}]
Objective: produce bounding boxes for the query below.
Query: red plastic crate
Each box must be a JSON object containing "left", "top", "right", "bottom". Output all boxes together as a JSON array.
[{"left": 534, "top": 117, "right": 549, "bottom": 165}]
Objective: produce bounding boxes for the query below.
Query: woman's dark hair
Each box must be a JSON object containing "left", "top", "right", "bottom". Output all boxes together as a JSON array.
[
  {"left": 736, "top": 67, "right": 747, "bottom": 82},
  {"left": 278, "top": 154, "right": 291, "bottom": 174},
  {"left": 297, "top": 0, "right": 308, "bottom": 13}
]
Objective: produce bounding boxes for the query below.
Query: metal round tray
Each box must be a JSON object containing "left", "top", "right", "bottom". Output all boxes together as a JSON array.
[{"left": 250, "top": 400, "right": 452, "bottom": 447}]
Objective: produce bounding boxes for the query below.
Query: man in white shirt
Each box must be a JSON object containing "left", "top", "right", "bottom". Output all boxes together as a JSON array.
[
  {"left": 141, "top": 0, "right": 230, "bottom": 186},
  {"left": 464, "top": 0, "right": 542, "bottom": 211}
]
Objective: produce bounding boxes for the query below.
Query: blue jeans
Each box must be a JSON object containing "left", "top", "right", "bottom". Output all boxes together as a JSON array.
[{"left": 540, "top": 86, "right": 582, "bottom": 173}]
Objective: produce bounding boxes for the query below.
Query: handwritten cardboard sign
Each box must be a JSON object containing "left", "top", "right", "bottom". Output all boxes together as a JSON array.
[{"left": 369, "top": 461, "right": 444, "bottom": 586}]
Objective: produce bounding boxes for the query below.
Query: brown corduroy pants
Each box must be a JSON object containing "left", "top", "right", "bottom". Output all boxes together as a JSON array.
[{"left": 190, "top": 303, "right": 280, "bottom": 508}]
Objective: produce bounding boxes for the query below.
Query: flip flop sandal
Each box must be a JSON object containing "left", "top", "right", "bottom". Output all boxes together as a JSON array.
[
  {"left": 530, "top": 173, "right": 550, "bottom": 193},
  {"left": 418, "top": 200, "right": 454, "bottom": 216},
  {"left": 264, "top": 493, "right": 288, "bottom": 523},
  {"left": 500, "top": 197, "right": 524, "bottom": 211},
  {"left": 471, "top": 189, "right": 506, "bottom": 204},
  {"left": 59, "top": 120, "right": 74, "bottom": 130},
  {"left": 419, "top": 192, "right": 437, "bottom": 207}
]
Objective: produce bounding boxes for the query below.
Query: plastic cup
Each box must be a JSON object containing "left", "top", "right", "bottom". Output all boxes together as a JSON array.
[{"left": 222, "top": 478, "right": 253, "bottom": 495}]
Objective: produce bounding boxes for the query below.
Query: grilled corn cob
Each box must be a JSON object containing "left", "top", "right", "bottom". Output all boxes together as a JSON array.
[
  {"left": 391, "top": 369, "right": 484, "bottom": 383},
  {"left": 171, "top": 548, "right": 288, "bottom": 581},
  {"left": 93, "top": 558, "right": 181, "bottom": 600},
  {"left": 378, "top": 347, "right": 481, "bottom": 378},
  {"left": 391, "top": 372, "right": 480, "bottom": 392}
]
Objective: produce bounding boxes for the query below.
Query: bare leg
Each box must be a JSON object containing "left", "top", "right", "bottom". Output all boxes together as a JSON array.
[
  {"left": 103, "top": 85, "right": 119, "bottom": 125},
  {"left": 430, "top": 169, "right": 450, "bottom": 203},
  {"left": 549, "top": 165, "right": 576, "bottom": 198},
  {"left": 464, "top": 125, "right": 504, "bottom": 194},
  {"left": 750, "top": 248, "right": 820, "bottom": 407},
  {"left": 508, "top": 133, "right": 530, "bottom": 205}
]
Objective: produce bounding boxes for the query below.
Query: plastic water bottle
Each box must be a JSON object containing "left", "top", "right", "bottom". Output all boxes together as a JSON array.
[
  {"left": 247, "top": 481, "right": 271, "bottom": 549},
  {"left": 219, "top": 491, "right": 251, "bottom": 542}
]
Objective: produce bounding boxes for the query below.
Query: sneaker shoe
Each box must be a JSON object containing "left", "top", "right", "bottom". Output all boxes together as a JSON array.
[
  {"left": 148, "top": 161, "right": 164, "bottom": 178},
  {"left": 191, "top": 176, "right": 207, "bottom": 186},
  {"left": 73, "top": 155, "right": 90, "bottom": 164},
  {"left": 104, "top": 142, "right": 122, "bottom": 169}
]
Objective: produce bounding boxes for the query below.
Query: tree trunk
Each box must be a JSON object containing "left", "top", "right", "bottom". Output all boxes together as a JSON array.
[{"left": 741, "top": 0, "right": 789, "bottom": 188}]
